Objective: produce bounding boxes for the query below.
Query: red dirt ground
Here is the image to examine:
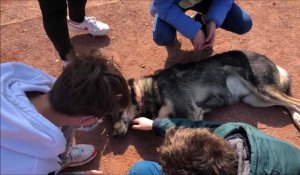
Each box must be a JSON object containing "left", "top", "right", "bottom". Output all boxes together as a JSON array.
[{"left": 1, "top": 0, "right": 300, "bottom": 174}]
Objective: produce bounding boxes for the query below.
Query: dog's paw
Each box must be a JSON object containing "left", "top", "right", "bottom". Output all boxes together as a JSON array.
[{"left": 292, "top": 112, "right": 300, "bottom": 130}]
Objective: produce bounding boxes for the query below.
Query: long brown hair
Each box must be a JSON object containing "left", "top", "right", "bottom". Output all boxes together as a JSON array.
[{"left": 159, "top": 128, "right": 238, "bottom": 175}]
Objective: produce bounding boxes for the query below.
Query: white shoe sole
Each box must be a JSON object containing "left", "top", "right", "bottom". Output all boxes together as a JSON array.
[
  {"left": 68, "top": 23, "right": 109, "bottom": 36},
  {"left": 62, "top": 144, "right": 97, "bottom": 168},
  {"left": 68, "top": 23, "right": 89, "bottom": 33}
]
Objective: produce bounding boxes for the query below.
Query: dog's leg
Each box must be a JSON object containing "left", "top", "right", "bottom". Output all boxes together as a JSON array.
[
  {"left": 253, "top": 85, "right": 300, "bottom": 130},
  {"left": 257, "top": 86, "right": 300, "bottom": 113},
  {"left": 157, "top": 99, "right": 174, "bottom": 119},
  {"left": 187, "top": 102, "right": 205, "bottom": 121},
  {"left": 242, "top": 94, "right": 276, "bottom": 107},
  {"left": 287, "top": 108, "right": 300, "bottom": 131}
]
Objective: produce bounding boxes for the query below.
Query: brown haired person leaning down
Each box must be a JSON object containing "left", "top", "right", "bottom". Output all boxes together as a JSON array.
[
  {"left": 128, "top": 117, "right": 300, "bottom": 175},
  {"left": 0, "top": 52, "right": 130, "bottom": 175}
]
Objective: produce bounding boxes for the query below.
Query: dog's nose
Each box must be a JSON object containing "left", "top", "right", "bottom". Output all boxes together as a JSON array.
[{"left": 112, "top": 129, "right": 127, "bottom": 137}]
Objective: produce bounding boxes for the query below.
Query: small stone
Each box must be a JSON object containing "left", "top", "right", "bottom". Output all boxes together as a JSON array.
[
  {"left": 22, "top": 30, "right": 27, "bottom": 32},
  {"left": 55, "top": 59, "right": 59, "bottom": 63}
]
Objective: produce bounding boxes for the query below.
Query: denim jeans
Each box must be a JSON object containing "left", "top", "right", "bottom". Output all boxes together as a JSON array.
[
  {"left": 38, "top": 0, "right": 87, "bottom": 60},
  {"left": 128, "top": 161, "right": 163, "bottom": 175},
  {"left": 153, "top": 1, "right": 252, "bottom": 45}
]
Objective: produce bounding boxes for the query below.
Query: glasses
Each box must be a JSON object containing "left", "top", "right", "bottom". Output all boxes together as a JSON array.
[{"left": 76, "top": 116, "right": 102, "bottom": 132}]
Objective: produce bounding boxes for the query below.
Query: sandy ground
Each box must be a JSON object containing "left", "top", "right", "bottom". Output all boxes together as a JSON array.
[{"left": 1, "top": 0, "right": 300, "bottom": 174}]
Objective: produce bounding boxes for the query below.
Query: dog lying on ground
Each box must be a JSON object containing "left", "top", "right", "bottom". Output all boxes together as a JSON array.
[{"left": 112, "top": 50, "right": 300, "bottom": 136}]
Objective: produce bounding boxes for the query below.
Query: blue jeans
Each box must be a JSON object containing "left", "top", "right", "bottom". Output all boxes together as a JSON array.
[
  {"left": 153, "top": 2, "right": 252, "bottom": 45},
  {"left": 128, "top": 161, "right": 163, "bottom": 175}
]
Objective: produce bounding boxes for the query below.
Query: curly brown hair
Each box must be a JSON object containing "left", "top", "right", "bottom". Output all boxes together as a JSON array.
[
  {"left": 49, "top": 50, "right": 130, "bottom": 117},
  {"left": 159, "top": 128, "right": 238, "bottom": 175}
]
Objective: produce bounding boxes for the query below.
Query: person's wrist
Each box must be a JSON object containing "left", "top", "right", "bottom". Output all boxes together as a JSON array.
[
  {"left": 149, "top": 120, "right": 154, "bottom": 130},
  {"left": 207, "top": 20, "right": 216, "bottom": 28}
]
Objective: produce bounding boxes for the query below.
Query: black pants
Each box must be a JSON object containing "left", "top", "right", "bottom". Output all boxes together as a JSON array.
[{"left": 38, "top": 0, "right": 87, "bottom": 60}]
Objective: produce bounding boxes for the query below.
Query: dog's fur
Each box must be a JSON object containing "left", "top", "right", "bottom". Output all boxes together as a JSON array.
[{"left": 113, "top": 50, "right": 300, "bottom": 136}]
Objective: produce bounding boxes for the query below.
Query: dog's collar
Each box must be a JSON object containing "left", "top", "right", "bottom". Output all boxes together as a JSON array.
[
  {"left": 134, "top": 83, "right": 144, "bottom": 114},
  {"left": 128, "top": 80, "right": 144, "bottom": 114}
]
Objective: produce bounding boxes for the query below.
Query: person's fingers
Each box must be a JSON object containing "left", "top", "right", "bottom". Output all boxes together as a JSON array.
[
  {"left": 90, "top": 170, "right": 103, "bottom": 175},
  {"left": 203, "top": 42, "right": 211, "bottom": 48},
  {"left": 195, "top": 44, "right": 201, "bottom": 51},
  {"left": 132, "top": 118, "right": 140, "bottom": 124},
  {"left": 132, "top": 124, "right": 140, "bottom": 129},
  {"left": 197, "top": 43, "right": 205, "bottom": 51},
  {"left": 206, "top": 29, "right": 214, "bottom": 42},
  {"left": 206, "top": 33, "right": 212, "bottom": 42},
  {"left": 84, "top": 170, "right": 103, "bottom": 175},
  {"left": 132, "top": 123, "right": 145, "bottom": 130},
  {"left": 194, "top": 40, "right": 203, "bottom": 51},
  {"left": 194, "top": 44, "right": 198, "bottom": 51},
  {"left": 194, "top": 43, "right": 198, "bottom": 51}
]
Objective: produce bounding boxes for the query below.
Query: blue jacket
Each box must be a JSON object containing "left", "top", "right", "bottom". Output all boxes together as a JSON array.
[{"left": 151, "top": 0, "right": 233, "bottom": 39}]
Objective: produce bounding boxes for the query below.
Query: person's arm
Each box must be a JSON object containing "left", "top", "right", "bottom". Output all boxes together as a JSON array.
[
  {"left": 153, "top": 0, "right": 201, "bottom": 40},
  {"left": 202, "top": 0, "right": 233, "bottom": 49},
  {"left": 58, "top": 170, "right": 103, "bottom": 175},
  {"left": 132, "top": 117, "right": 221, "bottom": 136}
]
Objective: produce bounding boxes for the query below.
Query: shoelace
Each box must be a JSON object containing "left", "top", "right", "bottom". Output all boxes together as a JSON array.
[{"left": 85, "top": 16, "right": 100, "bottom": 31}]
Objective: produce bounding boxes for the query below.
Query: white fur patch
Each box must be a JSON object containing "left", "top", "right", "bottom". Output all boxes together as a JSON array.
[
  {"left": 192, "top": 86, "right": 210, "bottom": 102},
  {"left": 226, "top": 76, "right": 250, "bottom": 98},
  {"left": 290, "top": 109, "right": 300, "bottom": 130},
  {"left": 276, "top": 65, "right": 289, "bottom": 87}
]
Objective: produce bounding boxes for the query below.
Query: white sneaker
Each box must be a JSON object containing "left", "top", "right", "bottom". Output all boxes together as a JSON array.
[
  {"left": 68, "top": 16, "right": 109, "bottom": 36},
  {"left": 62, "top": 144, "right": 97, "bottom": 169}
]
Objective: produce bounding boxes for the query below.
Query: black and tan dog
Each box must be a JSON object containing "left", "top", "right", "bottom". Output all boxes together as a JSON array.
[{"left": 113, "top": 50, "right": 300, "bottom": 136}]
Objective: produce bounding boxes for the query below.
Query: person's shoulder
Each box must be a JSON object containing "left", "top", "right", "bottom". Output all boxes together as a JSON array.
[
  {"left": 1, "top": 61, "right": 29, "bottom": 67},
  {"left": 1, "top": 62, "right": 34, "bottom": 74}
]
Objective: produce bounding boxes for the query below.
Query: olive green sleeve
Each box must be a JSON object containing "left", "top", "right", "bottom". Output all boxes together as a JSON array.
[{"left": 153, "top": 118, "right": 221, "bottom": 136}]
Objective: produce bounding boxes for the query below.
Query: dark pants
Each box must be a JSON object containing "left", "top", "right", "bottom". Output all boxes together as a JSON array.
[{"left": 38, "top": 0, "right": 87, "bottom": 60}]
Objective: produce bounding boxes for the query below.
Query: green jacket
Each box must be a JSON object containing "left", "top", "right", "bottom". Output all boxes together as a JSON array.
[{"left": 153, "top": 118, "right": 300, "bottom": 175}]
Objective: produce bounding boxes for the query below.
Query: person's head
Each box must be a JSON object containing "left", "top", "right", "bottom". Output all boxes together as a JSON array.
[
  {"left": 49, "top": 50, "right": 130, "bottom": 118},
  {"left": 159, "top": 128, "right": 238, "bottom": 175}
]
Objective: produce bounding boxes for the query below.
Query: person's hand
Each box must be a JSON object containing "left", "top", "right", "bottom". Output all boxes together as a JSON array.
[
  {"left": 59, "top": 170, "right": 103, "bottom": 175},
  {"left": 132, "top": 117, "right": 154, "bottom": 131},
  {"left": 192, "top": 29, "right": 206, "bottom": 51},
  {"left": 83, "top": 170, "right": 103, "bottom": 175},
  {"left": 203, "top": 20, "right": 216, "bottom": 49}
]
